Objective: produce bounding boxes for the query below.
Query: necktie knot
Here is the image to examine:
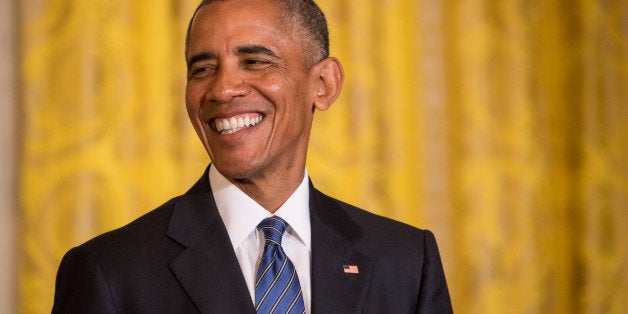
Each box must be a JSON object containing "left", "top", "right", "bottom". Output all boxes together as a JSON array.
[{"left": 258, "top": 216, "right": 288, "bottom": 246}]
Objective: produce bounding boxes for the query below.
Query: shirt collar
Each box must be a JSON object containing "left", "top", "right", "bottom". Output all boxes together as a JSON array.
[{"left": 209, "top": 165, "right": 311, "bottom": 250}]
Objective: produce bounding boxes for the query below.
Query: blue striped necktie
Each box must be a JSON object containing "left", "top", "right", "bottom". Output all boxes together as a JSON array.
[{"left": 255, "top": 216, "right": 306, "bottom": 314}]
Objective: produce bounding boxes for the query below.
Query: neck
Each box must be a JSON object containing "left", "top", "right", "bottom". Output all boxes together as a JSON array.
[{"left": 230, "top": 168, "right": 305, "bottom": 213}]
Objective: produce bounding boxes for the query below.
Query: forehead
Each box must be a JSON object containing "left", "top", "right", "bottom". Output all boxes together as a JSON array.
[{"left": 188, "top": 0, "right": 294, "bottom": 54}]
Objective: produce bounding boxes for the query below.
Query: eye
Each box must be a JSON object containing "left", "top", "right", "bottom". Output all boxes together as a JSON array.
[
  {"left": 245, "top": 59, "right": 268, "bottom": 64},
  {"left": 243, "top": 58, "right": 272, "bottom": 69},
  {"left": 188, "top": 64, "right": 216, "bottom": 79}
]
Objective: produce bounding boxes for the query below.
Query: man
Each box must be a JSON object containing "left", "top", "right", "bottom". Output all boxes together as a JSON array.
[{"left": 52, "top": 0, "right": 453, "bottom": 313}]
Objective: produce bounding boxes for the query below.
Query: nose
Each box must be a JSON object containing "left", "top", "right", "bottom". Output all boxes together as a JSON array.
[{"left": 205, "top": 65, "right": 250, "bottom": 103}]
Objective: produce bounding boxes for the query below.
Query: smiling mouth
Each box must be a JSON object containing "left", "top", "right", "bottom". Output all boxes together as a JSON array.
[{"left": 213, "top": 113, "right": 265, "bottom": 134}]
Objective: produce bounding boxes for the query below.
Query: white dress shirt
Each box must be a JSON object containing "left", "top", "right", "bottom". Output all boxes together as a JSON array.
[{"left": 209, "top": 165, "right": 312, "bottom": 313}]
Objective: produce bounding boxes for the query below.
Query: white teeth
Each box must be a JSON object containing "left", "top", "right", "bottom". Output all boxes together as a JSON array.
[
  {"left": 229, "top": 117, "right": 237, "bottom": 130},
  {"left": 215, "top": 115, "right": 264, "bottom": 134}
]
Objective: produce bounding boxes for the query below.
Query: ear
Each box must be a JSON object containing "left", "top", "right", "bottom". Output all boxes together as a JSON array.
[{"left": 310, "top": 57, "right": 344, "bottom": 111}]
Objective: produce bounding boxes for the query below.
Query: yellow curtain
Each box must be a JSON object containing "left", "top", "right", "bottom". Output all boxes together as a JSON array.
[{"left": 19, "top": 0, "right": 627, "bottom": 313}]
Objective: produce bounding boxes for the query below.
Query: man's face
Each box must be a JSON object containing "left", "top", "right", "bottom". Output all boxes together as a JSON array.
[{"left": 185, "top": 0, "right": 318, "bottom": 182}]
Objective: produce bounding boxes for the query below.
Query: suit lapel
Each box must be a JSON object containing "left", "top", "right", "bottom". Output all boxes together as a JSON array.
[
  {"left": 166, "top": 169, "right": 255, "bottom": 313},
  {"left": 310, "top": 184, "right": 372, "bottom": 314},
  {"left": 164, "top": 169, "right": 372, "bottom": 313}
]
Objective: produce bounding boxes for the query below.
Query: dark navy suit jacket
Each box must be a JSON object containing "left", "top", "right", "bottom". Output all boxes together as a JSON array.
[{"left": 53, "top": 167, "right": 452, "bottom": 313}]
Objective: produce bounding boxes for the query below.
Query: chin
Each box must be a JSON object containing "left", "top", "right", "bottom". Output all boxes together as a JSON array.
[{"left": 211, "top": 158, "right": 262, "bottom": 181}]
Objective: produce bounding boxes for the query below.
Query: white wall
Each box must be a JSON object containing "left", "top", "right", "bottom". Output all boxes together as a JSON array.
[{"left": 0, "top": 0, "right": 17, "bottom": 312}]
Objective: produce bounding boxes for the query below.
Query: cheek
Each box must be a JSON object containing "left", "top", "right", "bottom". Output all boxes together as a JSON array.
[
  {"left": 185, "top": 85, "right": 204, "bottom": 114},
  {"left": 252, "top": 72, "right": 313, "bottom": 119},
  {"left": 267, "top": 83, "right": 280, "bottom": 93}
]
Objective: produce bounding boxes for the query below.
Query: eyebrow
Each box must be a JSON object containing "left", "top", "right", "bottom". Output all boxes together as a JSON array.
[
  {"left": 186, "top": 45, "right": 280, "bottom": 69},
  {"left": 236, "top": 45, "right": 279, "bottom": 59},
  {"left": 187, "top": 52, "right": 216, "bottom": 69}
]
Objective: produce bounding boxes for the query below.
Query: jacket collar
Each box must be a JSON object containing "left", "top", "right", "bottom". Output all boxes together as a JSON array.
[
  {"left": 165, "top": 166, "right": 372, "bottom": 313},
  {"left": 167, "top": 166, "right": 255, "bottom": 313},
  {"left": 309, "top": 181, "right": 372, "bottom": 313}
]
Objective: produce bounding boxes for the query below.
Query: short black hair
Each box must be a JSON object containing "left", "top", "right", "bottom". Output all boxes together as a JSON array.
[{"left": 185, "top": 0, "right": 329, "bottom": 66}]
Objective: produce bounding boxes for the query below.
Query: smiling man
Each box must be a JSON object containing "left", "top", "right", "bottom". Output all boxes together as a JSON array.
[
  {"left": 184, "top": 0, "right": 339, "bottom": 213},
  {"left": 52, "top": 0, "right": 452, "bottom": 313}
]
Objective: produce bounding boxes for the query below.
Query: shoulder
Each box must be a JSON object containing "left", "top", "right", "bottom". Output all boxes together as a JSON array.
[
  {"left": 311, "top": 189, "right": 452, "bottom": 312},
  {"left": 69, "top": 195, "right": 185, "bottom": 270},
  {"left": 53, "top": 192, "right": 215, "bottom": 312},
  {"left": 317, "top": 190, "right": 427, "bottom": 236},
  {"left": 313, "top": 189, "right": 436, "bottom": 254},
  {"left": 76, "top": 166, "right": 213, "bottom": 256}
]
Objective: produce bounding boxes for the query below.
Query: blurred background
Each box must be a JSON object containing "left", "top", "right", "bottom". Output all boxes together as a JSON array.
[{"left": 1, "top": 0, "right": 627, "bottom": 313}]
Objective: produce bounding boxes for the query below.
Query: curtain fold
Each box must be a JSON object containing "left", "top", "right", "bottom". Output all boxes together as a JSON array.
[{"left": 19, "top": 0, "right": 627, "bottom": 313}]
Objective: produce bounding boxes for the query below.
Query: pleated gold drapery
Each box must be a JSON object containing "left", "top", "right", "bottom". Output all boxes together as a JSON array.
[{"left": 19, "top": 0, "right": 627, "bottom": 313}]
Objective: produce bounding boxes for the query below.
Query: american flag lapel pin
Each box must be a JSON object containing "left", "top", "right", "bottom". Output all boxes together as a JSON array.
[{"left": 343, "top": 264, "right": 359, "bottom": 274}]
